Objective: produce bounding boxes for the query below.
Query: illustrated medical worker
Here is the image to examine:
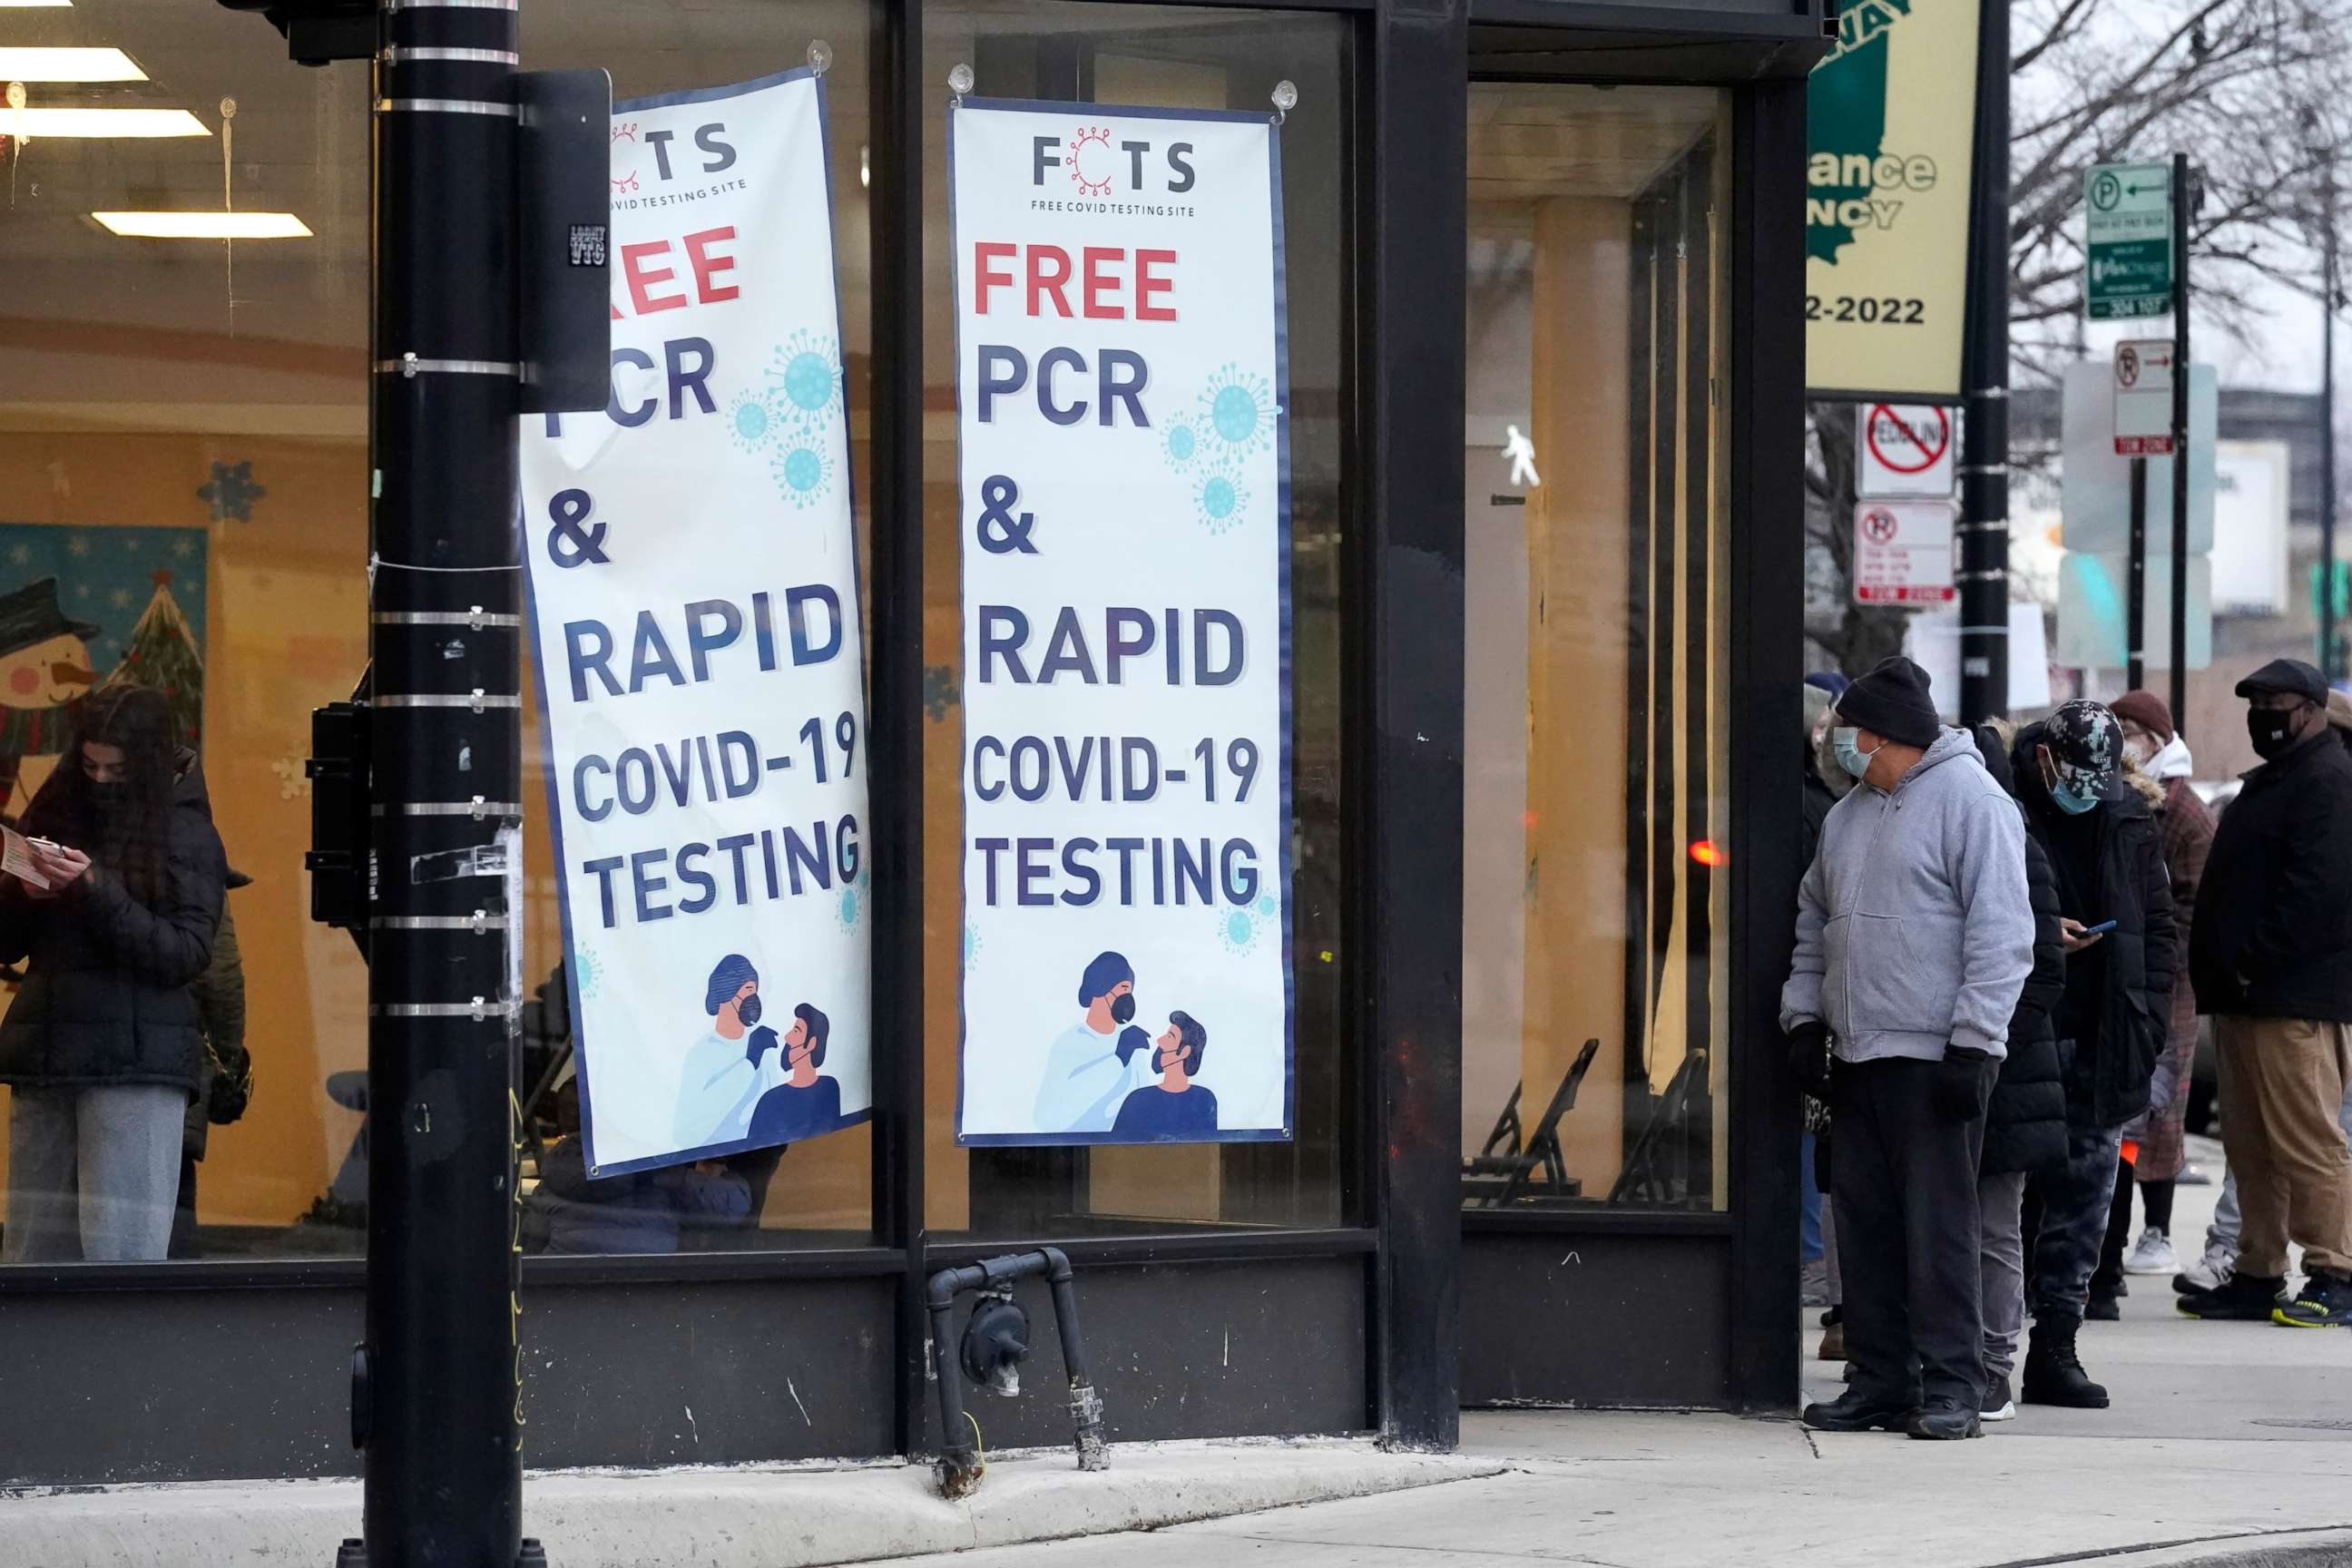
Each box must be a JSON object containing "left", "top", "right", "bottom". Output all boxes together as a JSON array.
[
  {"left": 749, "top": 1004, "right": 842, "bottom": 1145},
  {"left": 1113, "top": 1011, "right": 1220, "bottom": 1138},
  {"left": 1034, "top": 951, "right": 1153, "bottom": 1134},
  {"left": 674, "top": 954, "right": 787, "bottom": 1151}
]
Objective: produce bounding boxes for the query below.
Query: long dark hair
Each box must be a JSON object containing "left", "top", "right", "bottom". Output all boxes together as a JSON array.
[{"left": 23, "top": 684, "right": 180, "bottom": 902}]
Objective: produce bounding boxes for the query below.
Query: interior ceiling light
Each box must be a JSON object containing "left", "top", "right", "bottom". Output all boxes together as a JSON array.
[
  {"left": 94, "top": 211, "right": 312, "bottom": 239},
  {"left": 0, "top": 1, "right": 74, "bottom": 9},
  {"left": 0, "top": 106, "right": 207, "bottom": 137},
  {"left": 0, "top": 47, "right": 143, "bottom": 80}
]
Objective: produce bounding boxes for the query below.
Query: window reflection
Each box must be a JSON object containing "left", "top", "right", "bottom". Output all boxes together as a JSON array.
[{"left": 1459, "top": 83, "right": 1733, "bottom": 1213}]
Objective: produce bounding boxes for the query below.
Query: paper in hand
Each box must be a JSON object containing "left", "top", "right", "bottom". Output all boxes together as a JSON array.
[{"left": 2, "top": 826, "right": 52, "bottom": 891}]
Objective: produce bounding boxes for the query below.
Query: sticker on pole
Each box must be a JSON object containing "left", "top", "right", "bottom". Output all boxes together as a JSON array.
[
  {"left": 1856, "top": 402, "right": 1958, "bottom": 498},
  {"left": 2113, "top": 338, "right": 2176, "bottom": 456},
  {"left": 1853, "top": 500, "right": 1955, "bottom": 605}
]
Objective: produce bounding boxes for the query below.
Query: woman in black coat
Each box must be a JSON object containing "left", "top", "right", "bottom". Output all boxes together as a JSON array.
[
  {"left": 0, "top": 686, "right": 227, "bottom": 1262},
  {"left": 1972, "top": 724, "right": 2068, "bottom": 1420}
]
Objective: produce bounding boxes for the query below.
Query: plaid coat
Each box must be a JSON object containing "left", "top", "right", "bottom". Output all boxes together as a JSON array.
[{"left": 2129, "top": 774, "right": 2213, "bottom": 1181}]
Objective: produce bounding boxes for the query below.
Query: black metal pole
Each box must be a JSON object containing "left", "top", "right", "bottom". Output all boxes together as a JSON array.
[
  {"left": 2168, "top": 152, "right": 2190, "bottom": 724},
  {"left": 357, "top": 2, "right": 526, "bottom": 1564},
  {"left": 2323, "top": 168, "right": 2340, "bottom": 682},
  {"left": 2127, "top": 456, "right": 2147, "bottom": 691},
  {"left": 1957, "top": 0, "right": 2012, "bottom": 723}
]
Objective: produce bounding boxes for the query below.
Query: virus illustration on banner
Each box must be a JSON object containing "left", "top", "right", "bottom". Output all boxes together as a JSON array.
[
  {"left": 1199, "top": 363, "right": 1278, "bottom": 459},
  {"left": 1193, "top": 463, "right": 1250, "bottom": 536},
  {"left": 962, "top": 921, "right": 983, "bottom": 974},
  {"left": 1066, "top": 124, "right": 1114, "bottom": 198},
  {"left": 573, "top": 945, "right": 604, "bottom": 1003},
  {"left": 765, "top": 329, "right": 844, "bottom": 432},
  {"left": 770, "top": 441, "right": 838, "bottom": 509},
  {"left": 1161, "top": 415, "right": 1202, "bottom": 471},
  {"left": 726, "top": 388, "right": 784, "bottom": 455},
  {"left": 1215, "top": 893, "right": 1279, "bottom": 957},
  {"left": 837, "top": 866, "right": 869, "bottom": 933}
]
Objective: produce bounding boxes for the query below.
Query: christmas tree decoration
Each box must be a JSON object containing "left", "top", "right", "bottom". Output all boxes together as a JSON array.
[{"left": 101, "top": 569, "right": 205, "bottom": 747}]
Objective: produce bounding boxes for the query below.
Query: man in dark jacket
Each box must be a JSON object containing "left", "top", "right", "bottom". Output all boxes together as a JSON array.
[
  {"left": 2004, "top": 700, "right": 2177, "bottom": 1407},
  {"left": 1972, "top": 727, "right": 2069, "bottom": 1424},
  {"left": 2180, "top": 659, "right": 2352, "bottom": 1329}
]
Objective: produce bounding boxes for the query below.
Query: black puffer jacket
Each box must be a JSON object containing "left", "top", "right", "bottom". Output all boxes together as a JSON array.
[
  {"left": 2190, "top": 729, "right": 2352, "bottom": 1023},
  {"left": 1973, "top": 728, "right": 2067, "bottom": 1177},
  {"left": 0, "top": 758, "right": 228, "bottom": 1095},
  {"left": 2010, "top": 722, "right": 2179, "bottom": 1129}
]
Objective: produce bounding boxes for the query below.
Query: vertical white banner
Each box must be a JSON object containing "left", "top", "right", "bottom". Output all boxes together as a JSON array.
[
  {"left": 521, "top": 70, "right": 871, "bottom": 1176},
  {"left": 951, "top": 101, "right": 1293, "bottom": 1147}
]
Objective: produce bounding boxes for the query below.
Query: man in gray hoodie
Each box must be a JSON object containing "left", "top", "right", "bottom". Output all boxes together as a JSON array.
[{"left": 1783, "top": 656, "right": 2035, "bottom": 1441}]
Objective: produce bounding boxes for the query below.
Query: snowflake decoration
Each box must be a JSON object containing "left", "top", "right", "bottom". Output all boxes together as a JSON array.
[
  {"left": 1193, "top": 465, "right": 1250, "bottom": 535},
  {"left": 67, "top": 536, "right": 88, "bottom": 557},
  {"left": 1199, "top": 365, "right": 1278, "bottom": 459},
  {"left": 1161, "top": 416, "right": 1202, "bottom": 472},
  {"left": 771, "top": 442, "right": 837, "bottom": 509},
  {"left": 198, "top": 459, "right": 267, "bottom": 523},
  {"left": 765, "top": 329, "right": 843, "bottom": 431},
  {"left": 270, "top": 756, "right": 313, "bottom": 801},
  {"left": 727, "top": 388, "right": 782, "bottom": 455},
  {"left": 924, "top": 664, "right": 960, "bottom": 722}
]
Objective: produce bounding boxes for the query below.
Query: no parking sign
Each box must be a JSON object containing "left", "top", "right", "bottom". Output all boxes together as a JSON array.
[
  {"left": 1853, "top": 500, "right": 1956, "bottom": 605},
  {"left": 1855, "top": 402, "right": 1958, "bottom": 498}
]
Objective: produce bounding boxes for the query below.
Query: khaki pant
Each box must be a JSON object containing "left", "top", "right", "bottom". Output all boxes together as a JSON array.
[{"left": 2216, "top": 1015, "right": 2352, "bottom": 1279}]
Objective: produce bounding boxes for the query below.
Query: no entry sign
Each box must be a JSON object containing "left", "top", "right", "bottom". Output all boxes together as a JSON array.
[
  {"left": 1853, "top": 499, "right": 1956, "bottom": 606},
  {"left": 1856, "top": 403, "right": 1959, "bottom": 498}
]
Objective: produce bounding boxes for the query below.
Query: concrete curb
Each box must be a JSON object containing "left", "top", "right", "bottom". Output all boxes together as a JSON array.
[
  {"left": 0, "top": 1437, "right": 1501, "bottom": 1568},
  {"left": 2069, "top": 1528, "right": 2352, "bottom": 1568}
]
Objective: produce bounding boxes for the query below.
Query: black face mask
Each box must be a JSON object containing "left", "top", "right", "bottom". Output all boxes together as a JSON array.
[
  {"left": 2248, "top": 706, "right": 2299, "bottom": 760},
  {"left": 737, "top": 992, "right": 763, "bottom": 1026},
  {"left": 1111, "top": 992, "right": 1136, "bottom": 1024},
  {"left": 88, "top": 780, "right": 128, "bottom": 813}
]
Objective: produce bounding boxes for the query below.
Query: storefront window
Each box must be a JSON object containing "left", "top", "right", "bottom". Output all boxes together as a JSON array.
[
  {"left": 1459, "top": 83, "right": 1733, "bottom": 1213},
  {"left": 918, "top": 1, "right": 1353, "bottom": 1239},
  {"left": 0, "top": 0, "right": 876, "bottom": 1264}
]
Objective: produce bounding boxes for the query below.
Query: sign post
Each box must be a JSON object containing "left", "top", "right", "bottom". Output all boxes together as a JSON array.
[
  {"left": 2112, "top": 336, "right": 2173, "bottom": 691},
  {"left": 1853, "top": 500, "right": 1957, "bottom": 606},
  {"left": 2168, "top": 152, "right": 2193, "bottom": 728},
  {"left": 1856, "top": 402, "right": 1959, "bottom": 497},
  {"left": 2085, "top": 161, "right": 2173, "bottom": 321}
]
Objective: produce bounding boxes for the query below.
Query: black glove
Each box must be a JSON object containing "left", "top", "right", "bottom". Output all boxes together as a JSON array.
[
  {"left": 1785, "top": 1022, "right": 1831, "bottom": 1091},
  {"left": 1933, "top": 1044, "right": 1994, "bottom": 1122},
  {"left": 746, "top": 1024, "right": 779, "bottom": 1065},
  {"left": 1115, "top": 1025, "right": 1152, "bottom": 1067}
]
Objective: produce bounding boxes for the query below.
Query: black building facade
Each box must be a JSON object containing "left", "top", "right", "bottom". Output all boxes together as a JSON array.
[{"left": 0, "top": 0, "right": 1822, "bottom": 1486}]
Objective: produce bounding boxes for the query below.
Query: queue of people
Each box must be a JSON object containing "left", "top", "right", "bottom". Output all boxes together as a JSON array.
[{"left": 1788, "top": 655, "right": 2352, "bottom": 1440}]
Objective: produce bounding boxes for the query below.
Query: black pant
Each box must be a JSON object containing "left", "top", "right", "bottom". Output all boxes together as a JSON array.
[{"left": 1833, "top": 1056, "right": 1991, "bottom": 1409}]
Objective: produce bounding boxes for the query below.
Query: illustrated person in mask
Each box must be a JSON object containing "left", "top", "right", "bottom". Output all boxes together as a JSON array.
[
  {"left": 0, "top": 684, "right": 227, "bottom": 1262},
  {"left": 1998, "top": 699, "right": 2175, "bottom": 1408},
  {"left": 674, "top": 955, "right": 787, "bottom": 1151},
  {"left": 1113, "top": 1012, "right": 1219, "bottom": 1137},
  {"left": 2180, "top": 659, "right": 2352, "bottom": 1329},
  {"left": 1034, "top": 951, "right": 1154, "bottom": 1134},
  {"left": 748, "top": 1004, "right": 842, "bottom": 1145},
  {"left": 1782, "top": 656, "right": 2033, "bottom": 1441}
]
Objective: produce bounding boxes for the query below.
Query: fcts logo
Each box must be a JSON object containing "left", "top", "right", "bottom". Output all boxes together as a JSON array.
[{"left": 1033, "top": 126, "right": 1197, "bottom": 196}]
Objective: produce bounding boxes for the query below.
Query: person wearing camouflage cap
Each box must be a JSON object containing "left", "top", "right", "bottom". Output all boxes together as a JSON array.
[{"left": 1999, "top": 699, "right": 2179, "bottom": 1410}]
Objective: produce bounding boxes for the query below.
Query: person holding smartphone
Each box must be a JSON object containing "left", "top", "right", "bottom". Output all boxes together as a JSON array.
[
  {"left": 0, "top": 684, "right": 226, "bottom": 1263},
  {"left": 2000, "top": 700, "right": 2178, "bottom": 1410}
]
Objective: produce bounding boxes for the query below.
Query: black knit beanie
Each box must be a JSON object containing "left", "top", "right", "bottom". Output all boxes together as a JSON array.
[{"left": 1838, "top": 656, "right": 1941, "bottom": 750}]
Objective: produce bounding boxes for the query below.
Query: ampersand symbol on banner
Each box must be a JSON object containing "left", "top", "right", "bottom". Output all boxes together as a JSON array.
[
  {"left": 546, "top": 488, "right": 612, "bottom": 568},
  {"left": 975, "top": 475, "right": 1039, "bottom": 555}
]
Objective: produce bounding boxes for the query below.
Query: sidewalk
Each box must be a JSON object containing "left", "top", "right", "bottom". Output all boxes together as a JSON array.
[{"left": 897, "top": 1150, "right": 2352, "bottom": 1568}]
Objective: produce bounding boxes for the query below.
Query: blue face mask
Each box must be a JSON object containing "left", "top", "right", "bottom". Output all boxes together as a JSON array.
[
  {"left": 2045, "top": 766, "right": 2100, "bottom": 816},
  {"left": 1832, "top": 726, "right": 1873, "bottom": 781}
]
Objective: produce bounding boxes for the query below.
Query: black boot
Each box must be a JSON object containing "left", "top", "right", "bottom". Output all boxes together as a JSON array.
[
  {"left": 1801, "top": 1385, "right": 1914, "bottom": 1433},
  {"left": 2022, "top": 1315, "right": 2110, "bottom": 1408},
  {"left": 1906, "top": 1396, "right": 1983, "bottom": 1441}
]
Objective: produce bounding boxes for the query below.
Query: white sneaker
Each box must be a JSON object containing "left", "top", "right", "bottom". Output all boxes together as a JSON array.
[
  {"left": 2173, "top": 1240, "right": 2236, "bottom": 1295},
  {"left": 2123, "top": 1227, "right": 2179, "bottom": 1276}
]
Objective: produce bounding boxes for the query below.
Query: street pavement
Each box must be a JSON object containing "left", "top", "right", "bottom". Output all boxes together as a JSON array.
[{"left": 893, "top": 1142, "right": 2352, "bottom": 1567}]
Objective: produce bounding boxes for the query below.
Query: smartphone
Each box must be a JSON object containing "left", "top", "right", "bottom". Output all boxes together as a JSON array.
[{"left": 2080, "top": 919, "right": 2119, "bottom": 936}]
